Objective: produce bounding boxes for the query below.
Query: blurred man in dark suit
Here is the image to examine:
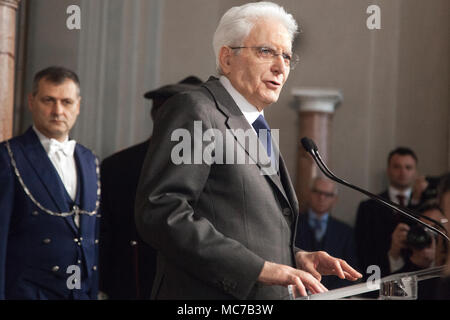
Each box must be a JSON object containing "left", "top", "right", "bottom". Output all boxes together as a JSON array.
[
  {"left": 295, "top": 177, "right": 358, "bottom": 290},
  {"left": 355, "top": 147, "right": 430, "bottom": 280},
  {"left": 99, "top": 76, "right": 203, "bottom": 299}
]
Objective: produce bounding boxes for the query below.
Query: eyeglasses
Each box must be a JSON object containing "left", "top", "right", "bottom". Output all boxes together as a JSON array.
[
  {"left": 311, "top": 189, "right": 336, "bottom": 198},
  {"left": 230, "top": 46, "right": 300, "bottom": 70}
]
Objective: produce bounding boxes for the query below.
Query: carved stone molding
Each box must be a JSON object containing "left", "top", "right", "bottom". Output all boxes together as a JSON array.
[
  {"left": 0, "top": 0, "right": 20, "bottom": 10},
  {"left": 0, "top": 0, "right": 20, "bottom": 141}
]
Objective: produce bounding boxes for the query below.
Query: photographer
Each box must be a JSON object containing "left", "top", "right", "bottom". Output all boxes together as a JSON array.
[
  {"left": 395, "top": 203, "right": 447, "bottom": 299},
  {"left": 436, "top": 173, "right": 450, "bottom": 299},
  {"left": 438, "top": 173, "right": 450, "bottom": 236}
]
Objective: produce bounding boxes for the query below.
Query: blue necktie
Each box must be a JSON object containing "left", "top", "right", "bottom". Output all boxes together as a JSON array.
[
  {"left": 252, "top": 114, "right": 272, "bottom": 157},
  {"left": 312, "top": 218, "right": 325, "bottom": 242}
]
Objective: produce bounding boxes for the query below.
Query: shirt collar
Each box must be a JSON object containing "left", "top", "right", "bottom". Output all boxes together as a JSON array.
[
  {"left": 219, "top": 75, "right": 263, "bottom": 127},
  {"left": 388, "top": 185, "right": 412, "bottom": 203},
  {"left": 32, "top": 125, "right": 70, "bottom": 154},
  {"left": 307, "top": 209, "right": 329, "bottom": 224}
]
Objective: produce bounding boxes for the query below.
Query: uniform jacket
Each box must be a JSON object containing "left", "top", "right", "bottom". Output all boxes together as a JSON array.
[
  {"left": 135, "top": 77, "right": 300, "bottom": 300},
  {"left": 99, "top": 140, "right": 157, "bottom": 299},
  {"left": 0, "top": 127, "right": 100, "bottom": 299}
]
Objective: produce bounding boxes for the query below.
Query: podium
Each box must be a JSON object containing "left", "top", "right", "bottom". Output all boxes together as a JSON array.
[{"left": 295, "top": 265, "right": 447, "bottom": 300}]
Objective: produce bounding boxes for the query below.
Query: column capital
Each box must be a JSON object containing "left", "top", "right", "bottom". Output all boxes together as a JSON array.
[
  {"left": 0, "top": 0, "right": 20, "bottom": 141},
  {"left": 291, "top": 87, "right": 343, "bottom": 114},
  {"left": 0, "top": 0, "right": 20, "bottom": 10}
]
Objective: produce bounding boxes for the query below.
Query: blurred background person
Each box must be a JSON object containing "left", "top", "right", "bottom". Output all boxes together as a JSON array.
[
  {"left": 355, "top": 147, "right": 431, "bottom": 279},
  {"left": 295, "top": 177, "right": 358, "bottom": 290},
  {"left": 99, "top": 76, "right": 203, "bottom": 299},
  {"left": 436, "top": 174, "right": 450, "bottom": 299},
  {"left": 399, "top": 203, "right": 447, "bottom": 271},
  {"left": 394, "top": 203, "right": 447, "bottom": 299},
  {"left": 437, "top": 173, "right": 450, "bottom": 235}
]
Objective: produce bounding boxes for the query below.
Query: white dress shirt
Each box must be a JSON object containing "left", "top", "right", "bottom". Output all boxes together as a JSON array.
[
  {"left": 33, "top": 126, "right": 79, "bottom": 226},
  {"left": 219, "top": 76, "right": 264, "bottom": 132},
  {"left": 219, "top": 76, "right": 279, "bottom": 173},
  {"left": 388, "top": 186, "right": 412, "bottom": 206}
]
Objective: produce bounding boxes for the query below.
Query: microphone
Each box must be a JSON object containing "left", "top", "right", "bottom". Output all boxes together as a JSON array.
[{"left": 301, "top": 136, "right": 449, "bottom": 243}]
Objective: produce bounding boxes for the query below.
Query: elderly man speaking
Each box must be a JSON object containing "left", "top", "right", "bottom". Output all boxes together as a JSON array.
[{"left": 135, "top": 2, "right": 361, "bottom": 300}]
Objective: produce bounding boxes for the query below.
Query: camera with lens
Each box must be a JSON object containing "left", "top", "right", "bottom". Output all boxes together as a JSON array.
[{"left": 406, "top": 223, "right": 435, "bottom": 250}]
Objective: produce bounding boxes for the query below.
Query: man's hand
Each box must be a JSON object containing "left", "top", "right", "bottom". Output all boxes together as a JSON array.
[
  {"left": 411, "top": 175, "right": 429, "bottom": 203},
  {"left": 257, "top": 261, "right": 328, "bottom": 297},
  {"left": 389, "top": 222, "right": 410, "bottom": 258},
  {"left": 295, "top": 251, "right": 362, "bottom": 282}
]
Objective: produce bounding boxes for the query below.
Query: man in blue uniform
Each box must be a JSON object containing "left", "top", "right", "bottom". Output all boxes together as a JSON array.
[{"left": 0, "top": 66, "right": 100, "bottom": 299}]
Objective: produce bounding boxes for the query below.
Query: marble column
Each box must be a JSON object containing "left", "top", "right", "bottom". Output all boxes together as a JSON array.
[
  {"left": 0, "top": 0, "right": 20, "bottom": 141},
  {"left": 292, "top": 87, "right": 342, "bottom": 212}
]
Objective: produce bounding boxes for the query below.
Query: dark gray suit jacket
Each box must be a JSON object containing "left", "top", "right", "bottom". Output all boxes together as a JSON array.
[{"left": 135, "top": 77, "right": 300, "bottom": 300}]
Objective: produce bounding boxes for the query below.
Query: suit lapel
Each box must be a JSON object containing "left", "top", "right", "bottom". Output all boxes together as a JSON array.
[
  {"left": 279, "top": 154, "right": 299, "bottom": 214},
  {"left": 18, "top": 128, "right": 70, "bottom": 214},
  {"left": 75, "top": 145, "right": 98, "bottom": 234},
  {"left": 297, "top": 214, "right": 313, "bottom": 248},
  {"left": 323, "top": 217, "right": 336, "bottom": 253},
  {"left": 202, "top": 78, "right": 264, "bottom": 166},
  {"left": 202, "top": 78, "right": 294, "bottom": 209}
]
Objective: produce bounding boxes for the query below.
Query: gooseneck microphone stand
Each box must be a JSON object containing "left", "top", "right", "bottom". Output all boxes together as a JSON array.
[{"left": 300, "top": 137, "right": 449, "bottom": 243}]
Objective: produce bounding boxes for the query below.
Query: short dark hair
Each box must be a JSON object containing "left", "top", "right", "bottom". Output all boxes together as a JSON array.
[
  {"left": 387, "top": 147, "right": 418, "bottom": 165},
  {"left": 32, "top": 66, "right": 80, "bottom": 96}
]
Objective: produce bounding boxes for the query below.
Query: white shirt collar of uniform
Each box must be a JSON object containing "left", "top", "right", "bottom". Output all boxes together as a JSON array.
[
  {"left": 32, "top": 125, "right": 78, "bottom": 205},
  {"left": 32, "top": 125, "right": 70, "bottom": 154},
  {"left": 388, "top": 185, "right": 412, "bottom": 204},
  {"left": 219, "top": 75, "right": 263, "bottom": 128}
]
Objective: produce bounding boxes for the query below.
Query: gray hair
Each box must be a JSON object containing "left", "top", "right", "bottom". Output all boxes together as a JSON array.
[
  {"left": 212, "top": 1, "right": 299, "bottom": 74},
  {"left": 310, "top": 176, "right": 338, "bottom": 195}
]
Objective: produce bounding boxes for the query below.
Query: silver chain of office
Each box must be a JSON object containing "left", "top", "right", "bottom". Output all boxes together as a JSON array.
[{"left": 5, "top": 140, "right": 101, "bottom": 217}]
